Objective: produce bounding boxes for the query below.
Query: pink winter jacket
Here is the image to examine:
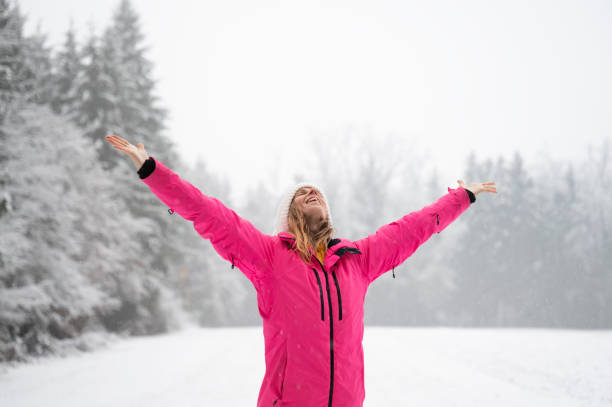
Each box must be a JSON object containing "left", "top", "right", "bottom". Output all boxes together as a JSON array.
[{"left": 139, "top": 157, "right": 473, "bottom": 407}]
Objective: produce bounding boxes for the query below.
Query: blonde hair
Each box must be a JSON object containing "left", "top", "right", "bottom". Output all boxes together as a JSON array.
[{"left": 287, "top": 197, "right": 335, "bottom": 265}]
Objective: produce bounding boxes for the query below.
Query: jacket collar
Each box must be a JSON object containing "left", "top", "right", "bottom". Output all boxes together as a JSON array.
[{"left": 277, "top": 231, "right": 361, "bottom": 270}]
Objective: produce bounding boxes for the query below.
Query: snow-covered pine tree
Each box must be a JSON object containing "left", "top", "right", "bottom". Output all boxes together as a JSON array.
[
  {"left": 20, "top": 27, "right": 54, "bottom": 106},
  {"left": 0, "top": 104, "right": 111, "bottom": 361},
  {"left": 97, "top": 0, "right": 242, "bottom": 329},
  {"left": 0, "top": 102, "right": 189, "bottom": 362},
  {"left": 97, "top": 0, "right": 214, "bottom": 327},
  {"left": 0, "top": 1, "right": 192, "bottom": 361},
  {"left": 577, "top": 139, "right": 612, "bottom": 327},
  {"left": 101, "top": 0, "right": 176, "bottom": 168},
  {"left": 71, "top": 32, "right": 118, "bottom": 164},
  {"left": 40, "top": 2, "right": 184, "bottom": 334},
  {"left": 0, "top": 0, "right": 35, "bottom": 122},
  {"left": 50, "top": 24, "right": 81, "bottom": 116},
  {"left": 448, "top": 152, "right": 540, "bottom": 326}
]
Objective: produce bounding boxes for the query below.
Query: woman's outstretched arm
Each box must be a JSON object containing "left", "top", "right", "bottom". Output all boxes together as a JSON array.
[
  {"left": 354, "top": 181, "right": 497, "bottom": 285},
  {"left": 105, "top": 134, "right": 275, "bottom": 293}
]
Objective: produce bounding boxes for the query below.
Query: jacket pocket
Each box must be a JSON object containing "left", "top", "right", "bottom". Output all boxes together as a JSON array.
[
  {"left": 273, "top": 341, "right": 288, "bottom": 405},
  {"left": 311, "top": 268, "right": 325, "bottom": 321},
  {"left": 331, "top": 271, "right": 342, "bottom": 321}
]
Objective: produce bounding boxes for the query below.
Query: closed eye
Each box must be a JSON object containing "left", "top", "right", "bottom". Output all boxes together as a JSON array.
[{"left": 296, "top": 187, "right": 320, "bottom": 199}]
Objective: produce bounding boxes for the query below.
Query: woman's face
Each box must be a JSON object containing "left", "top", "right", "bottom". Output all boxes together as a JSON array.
[{"left": 291, "top": 186, "right": 328, "bottom": 222}]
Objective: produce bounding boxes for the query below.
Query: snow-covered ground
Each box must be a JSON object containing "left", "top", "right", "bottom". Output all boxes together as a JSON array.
[{"left": 1, "top": 325, "right": 611, "bottom": 406}]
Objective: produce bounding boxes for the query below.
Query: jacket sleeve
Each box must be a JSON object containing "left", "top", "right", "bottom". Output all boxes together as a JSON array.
[
  {"left": 138, "top": 157, "right": 275, "bottom": 292},
  {"left": 354, "top": 186, "right": 473, "bottom": 285}
]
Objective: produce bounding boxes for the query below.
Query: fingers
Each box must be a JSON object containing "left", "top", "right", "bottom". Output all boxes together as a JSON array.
[
  {"left": 106, "top": 134, "right": 127, "bottom": 145},
  {"left": 105, "top": 134, "right": 137, "bottom": 151},
  {"left": 478, "top": 181, "right": 497, "bottom": 193},
  {"left": 105, "top": 135, "right": 125, "bottom": 150},
  {"left": 455, "top": 179, "right": 498, "bottom": 194},
  {"left": 105, "top": 135, "right": 120, "bottom": 147},
  {"left": 105, "top": 135, "right": 137, "bottom": 156},
  {"left": 105, "top": 134, "right": 121, "bottom": 145},
  {"left": 106, "top": 134, "right": 130, "bottom": 147}
]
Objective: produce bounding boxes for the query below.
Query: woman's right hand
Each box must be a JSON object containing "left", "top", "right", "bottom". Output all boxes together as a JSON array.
[{"left": 105, "top": 134, "right": 149, "bottom": 170}]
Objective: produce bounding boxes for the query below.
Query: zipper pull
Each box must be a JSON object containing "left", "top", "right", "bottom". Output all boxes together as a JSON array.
[
  {"left": 436, "top": 213, "right": 439, "bottom": 225},
  {"left": 392, "top": 267, "right": 395, "bottom": 278},
  {"left": 230, "top": 255, "right": 235, "bottom": 269}
]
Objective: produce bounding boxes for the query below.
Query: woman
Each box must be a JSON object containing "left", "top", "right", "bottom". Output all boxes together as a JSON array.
[{"left": 105, "top": 134, "right": 497, "bottom": 407}]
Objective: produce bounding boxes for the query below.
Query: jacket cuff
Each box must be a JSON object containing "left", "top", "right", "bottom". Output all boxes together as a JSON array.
[
  {"left": 137, "top": 156, "right": 156, "bottom": 179},
  {"left": 465, "top": 187, "right": 476, "bottom": 204}
]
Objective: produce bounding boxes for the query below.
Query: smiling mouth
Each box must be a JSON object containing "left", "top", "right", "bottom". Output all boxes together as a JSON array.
[{"left": 306, "top": 197, "right": 319, "bottom": 204}]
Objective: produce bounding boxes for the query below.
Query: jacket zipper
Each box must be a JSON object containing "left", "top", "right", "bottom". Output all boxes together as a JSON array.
[
  {"left": 311, "top": 268, "right": 325, "bottom": 321},
  {"left": 315, "top": 257, "right": 335, "bottom": 407}
]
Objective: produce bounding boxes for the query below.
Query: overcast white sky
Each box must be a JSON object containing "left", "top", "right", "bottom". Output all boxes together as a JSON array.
[{"left": 18, "top": 0, "right": 612, "bottom": 202}]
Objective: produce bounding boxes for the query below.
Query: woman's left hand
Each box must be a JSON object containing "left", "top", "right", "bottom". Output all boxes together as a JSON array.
[{"left": 457, "top": 180, "right": 498, "bottom": 196}]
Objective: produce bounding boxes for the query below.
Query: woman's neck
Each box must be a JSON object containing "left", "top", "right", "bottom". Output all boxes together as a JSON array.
[{"left": 305, "top": 213, "right": 325, "bottom": 234}]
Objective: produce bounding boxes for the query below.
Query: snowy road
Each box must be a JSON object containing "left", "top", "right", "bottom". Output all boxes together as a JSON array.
[{"left": 1, "top": 326, "right": 611, "bottom": 406}]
